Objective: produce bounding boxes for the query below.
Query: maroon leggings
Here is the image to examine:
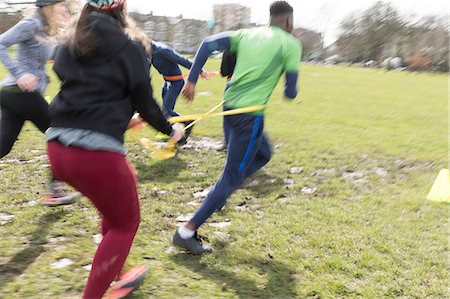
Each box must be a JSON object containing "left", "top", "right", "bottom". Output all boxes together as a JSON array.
[{"left": 47, "top": 141, "right": 140, "bottom": 299}]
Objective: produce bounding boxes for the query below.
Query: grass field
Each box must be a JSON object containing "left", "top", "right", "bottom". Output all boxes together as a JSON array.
[{"left": 0, "top": 61, "right": 448, "bottom": 298}]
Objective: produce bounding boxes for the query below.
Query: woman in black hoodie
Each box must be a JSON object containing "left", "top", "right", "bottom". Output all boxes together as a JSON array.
[{"left": 46, "top": 1, "right": 183, "bottom": 298}]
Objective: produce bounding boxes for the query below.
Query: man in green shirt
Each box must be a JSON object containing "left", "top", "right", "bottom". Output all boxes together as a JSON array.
[{"left": 173, "top": 1, "right": 302, "bottom": 254}]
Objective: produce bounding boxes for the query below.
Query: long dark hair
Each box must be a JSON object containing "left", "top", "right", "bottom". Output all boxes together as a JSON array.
[{"left": 73, "top": 3, "right": 127, "bottom": 57}]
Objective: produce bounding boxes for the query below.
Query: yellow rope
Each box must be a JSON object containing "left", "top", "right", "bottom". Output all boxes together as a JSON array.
[
  {"left": 131, "top": 103, "right": 266, "bottom": 161},
  {"left": 168, "top": 105, "right": 266, "bottom": 124}
]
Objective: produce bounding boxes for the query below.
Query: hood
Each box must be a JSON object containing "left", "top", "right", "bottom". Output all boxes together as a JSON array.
[{"left": 78, "top": 11, "right": 130, "bottom": 64}]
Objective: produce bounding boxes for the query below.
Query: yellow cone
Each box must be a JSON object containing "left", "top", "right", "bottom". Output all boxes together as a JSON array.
[{"left": 426, "top": 169, "right": 450, "bottom": 203}]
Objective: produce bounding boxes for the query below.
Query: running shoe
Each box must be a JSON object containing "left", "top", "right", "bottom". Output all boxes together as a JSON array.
[
  {"left": 172, "top": 229, "right": 212, "bottom": 255},
  {"left": 42, "top": 180, "right": 80, "bottom": 207},
  {"left": 107, "top": 265, "right": 149, "bottom": 299}
]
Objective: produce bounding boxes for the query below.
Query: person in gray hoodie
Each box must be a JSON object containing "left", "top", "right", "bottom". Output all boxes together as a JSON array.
[{"left": 0, "top": 0, "right": 78, "bottom": 206}]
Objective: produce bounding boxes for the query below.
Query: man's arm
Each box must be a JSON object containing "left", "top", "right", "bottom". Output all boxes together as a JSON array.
[
  {"left": 283, "top": 40, "right": 302, "bottom": 100},
  {"left": 183, "top": 32, "right": 232, "bottom": 101},
  {"left": 187, "top": 32, "right": 232, "bottom": 84},
  {"left": 285, "top": 72, "right": 298, "bottom": 99}
]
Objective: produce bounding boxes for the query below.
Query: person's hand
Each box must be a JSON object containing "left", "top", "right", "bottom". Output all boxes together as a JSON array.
[
  {"left": 169, "top": 123, "right": 185, "bottom": 144},
  {"left": 182, "top": 81, "right": 196, "bottom": 102},
  {"left": 201, "top": 71, "right": 213, "bottom": 80},
  {"left": 17, "top": 73, "right": 39, "bottom": 92},
  {"left": 127, "top": 114, "right": 145, "bottom": 130}
]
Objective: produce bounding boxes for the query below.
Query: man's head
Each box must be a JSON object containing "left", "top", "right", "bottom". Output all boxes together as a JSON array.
[{"left": 269, "top": 1, "right": 294, "bottom": 33}]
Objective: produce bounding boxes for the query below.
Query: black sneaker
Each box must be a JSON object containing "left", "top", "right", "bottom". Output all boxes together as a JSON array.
[
  {"left": 172, "top": 229, "right": 212, "bottom": 255},
  {"left": 183, "top": 121, "right": 195, "bottom": 139},
  {"left": 177, "top": 121, "right": 195, "bottom": 145}
]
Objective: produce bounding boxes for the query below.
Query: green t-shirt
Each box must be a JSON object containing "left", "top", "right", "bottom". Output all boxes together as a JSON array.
[{"left": 224, "top": 26, "right": 302, "bottom": 112}]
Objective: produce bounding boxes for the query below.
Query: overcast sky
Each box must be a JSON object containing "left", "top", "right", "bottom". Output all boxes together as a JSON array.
[{"left": 127, "top": 0, "right": 449, "bottom": 45}]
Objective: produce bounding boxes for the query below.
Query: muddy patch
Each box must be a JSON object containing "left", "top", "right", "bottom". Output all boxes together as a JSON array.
[
  {"left": 3, "top": 155, "right": 48, "bottom": 165},
  {"left": 308, "top": 155, "right": 437, "bottom": 194},
  {"left": 193, "top": 188, "right": 211, "bottom": 199},
  {"left": 182, "top": 137, "right": 224, "bottom": 151}
]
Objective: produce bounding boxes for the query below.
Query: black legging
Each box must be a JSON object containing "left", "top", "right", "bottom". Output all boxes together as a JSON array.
[{"left": 0, "top": 87, "right": 50, "bottom": 158}]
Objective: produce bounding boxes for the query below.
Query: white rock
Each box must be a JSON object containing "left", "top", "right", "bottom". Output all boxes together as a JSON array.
[
  {"left": 6, "top": 159, "right": 21, "bottom": 163},
  {"left": 374, "top": 167, "right": 388, "bottom": 177},
  {"left": 278, "top": 197, "right": 292, "bottom": 203},
  {"left": 194, "top": 188, "right": 211, "bottom": 199},
  {"left": 176, "top": 213, "right": 194, "bottom": 222},
  {"left": 49, "top": 236, "right": 67, "bottom": 244},
  {"left": 245, "top": 180, "right": 259, "bottom": 187},
  {"left": 21, "top": 200, "right": 38, "bottom": 207},
  {"left": 51, "top": 258, "right": 74, "bottom": 269},
  {"left": 92, "top": 234, "right": 103, "bottom": 245},
  {"left": 342, "top": 171, "right": 365, "bottom": 180},
  {"left": 193, "top": 172, "right": 206, "bottom": 177},
  {"left": 213, "top": 231, "right": 230, "bottom": 239},
  {"left": 198, "top": 92, "right": 213, "bottom": 97},
  {"left": 209, "top": 222, "right": 231, "bottom": 228},
  {"left": 83, "top": 264, "right": 92, "bottom": 271},
  {"left": 164, "top": 246, "right": 177, "bottom": 253},
  {"left": 0, "top": 213, "right": 14, "bottom": 225},
  {"left": 284, "top": 178, "right": 295, "bottom": 189},
  {"left": 288, "top": 167, "right": 304, "bottom": 174},
  {"left": 301, "top": 187, "right": 317, "bottom": 195}
]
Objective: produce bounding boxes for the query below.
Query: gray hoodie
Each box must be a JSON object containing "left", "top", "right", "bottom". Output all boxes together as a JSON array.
[{"left": 0, "top": 14, "right": 54, "bottom": 94}]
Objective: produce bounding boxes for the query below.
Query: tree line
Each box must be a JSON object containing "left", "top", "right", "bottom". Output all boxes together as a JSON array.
[{"left": 334, "top": 1, "right": 448, "bottom": 72}]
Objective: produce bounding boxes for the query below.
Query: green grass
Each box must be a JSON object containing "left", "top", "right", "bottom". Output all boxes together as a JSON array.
[{"left": 0, "top": 61, "right": 448, "bottom": 298}]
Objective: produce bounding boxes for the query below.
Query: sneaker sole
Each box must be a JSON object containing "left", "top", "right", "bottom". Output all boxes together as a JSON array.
[
  {"left": 110, "top": 265, "right": 149, "bottom": 291},
  {"left": 43, "top": 192, "right": 81, "bottom": 207}
]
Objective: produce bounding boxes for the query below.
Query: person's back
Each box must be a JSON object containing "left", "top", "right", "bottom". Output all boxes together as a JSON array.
[
  {"left": 225, "top": 26, "right": 301, "bottom": 109},
  {"left": 151, "top": 41, "right": 192, "bottom": 77},
  {"left": 173, "top": 1, "right": 302, "bottom": 255},
  {"left": 51, "top": 12, "right": 171, "bottom": 143},
  {"left": 46, "top": 2, "right": 182, "bottom": 298}
]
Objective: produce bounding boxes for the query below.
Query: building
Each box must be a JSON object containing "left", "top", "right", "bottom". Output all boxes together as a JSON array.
[
  {"left": 130, "top": 12, "right": 210, "bottom": 54},
  {"left": 213, "top": 3, "right": 251, "bottom": 32},
  {"left": 0, "top": 12, "right": 21, "bottom": 34}
]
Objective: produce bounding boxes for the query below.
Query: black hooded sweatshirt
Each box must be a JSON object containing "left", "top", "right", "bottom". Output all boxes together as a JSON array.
[{"left": 49, "top": 12, "right": 173, "bottom": 143}]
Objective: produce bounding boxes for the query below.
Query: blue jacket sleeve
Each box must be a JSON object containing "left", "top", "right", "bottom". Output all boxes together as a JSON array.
[
  {"left": 0, "top": 18, "right": 40, "bottom": 78},
  {"left": 285, "top": 72, "right": 299, "bottom": 99},
  {"left": 187, "top": 32, "right": 231, "bottom": 84}
]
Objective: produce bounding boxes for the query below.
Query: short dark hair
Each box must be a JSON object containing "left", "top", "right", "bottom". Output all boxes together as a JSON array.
[{"left": 270, "top": 1, "right": 293, "bottom": 16}]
